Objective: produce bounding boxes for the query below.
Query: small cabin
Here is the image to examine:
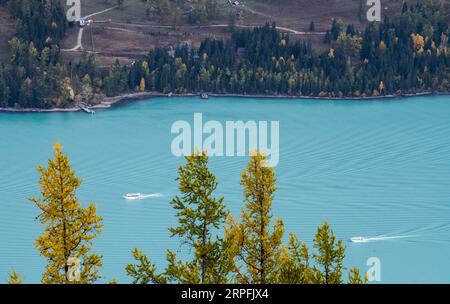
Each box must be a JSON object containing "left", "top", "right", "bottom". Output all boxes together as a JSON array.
[{"left": 167, "top": 46, "right": 176, "bottom": 58}]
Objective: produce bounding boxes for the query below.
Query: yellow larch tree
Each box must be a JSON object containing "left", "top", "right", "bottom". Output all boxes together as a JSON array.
[
  {"left": 412, "top": 33, "right": 425, "bottom": 54},
  {"left": 227, "top": 152, "right": 285, "bottom": 284},
  {"left": 8, "top": 270, "right": 23, "bottom": 284},
  {"left": 379, "top": 81, "right": 385, "bottom": 93},
  {"left": 30, "top": 143, "right": 103, "bottom": 284},
  {"left": 328, "top": 48, "right": 335, "bottom": 59},
  {"left": 139, "top": 77, "right": 146, "bottom": 92}
]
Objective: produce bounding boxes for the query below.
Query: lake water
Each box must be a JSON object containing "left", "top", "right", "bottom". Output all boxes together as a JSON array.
[{"left": 1, "top": 96, "right": 450, "bottom": 283}]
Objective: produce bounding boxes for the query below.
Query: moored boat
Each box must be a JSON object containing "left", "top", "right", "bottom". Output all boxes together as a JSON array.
[{"left": 81, "top": 107, "right": 95, "bottom": 114}]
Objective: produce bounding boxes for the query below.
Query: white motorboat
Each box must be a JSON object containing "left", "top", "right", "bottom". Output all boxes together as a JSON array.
[
  {"left": 122, "top": 193, "right": 144, "bottom": 200},
  {"left": 350, "top": 236, "right": 369, "bottom": 243},
  {"left": 122, "top": 193, "right": 162, "bottom": 200}
]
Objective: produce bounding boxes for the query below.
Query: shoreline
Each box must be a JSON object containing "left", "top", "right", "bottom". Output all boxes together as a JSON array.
[{"left": 0, "top": 91, "right": 448, "bottom": 113}]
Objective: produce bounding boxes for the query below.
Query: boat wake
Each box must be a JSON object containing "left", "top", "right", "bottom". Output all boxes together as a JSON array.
[
  {"left": 139, "top": 193, "right": 163, "bottom": 199},
  {"left": 350, "top": 234, "right": 417, "bottom": 243}
]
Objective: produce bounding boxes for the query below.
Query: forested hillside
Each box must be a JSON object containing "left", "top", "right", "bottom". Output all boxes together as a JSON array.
[
  {"left": 0, "top": 1, "right": 449, "bottom": 108},
  {"left": 0, "top": 0, "right": 68, "bottom": 108},
  {"left": 119, "top": 3, "right": 450, "bottom": 98}
]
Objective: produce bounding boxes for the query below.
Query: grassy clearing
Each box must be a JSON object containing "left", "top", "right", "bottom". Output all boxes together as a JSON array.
[{"left": 2, "top": 0, "right": 449, "bottom": 65}]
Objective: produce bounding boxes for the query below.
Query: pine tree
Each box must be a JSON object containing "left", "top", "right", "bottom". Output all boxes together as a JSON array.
[
  {"left": 324, "top": 31, "right": 332, "bottom": 44},
  {"left": 348, "top": 267, "right": 366, "bottom": 284},
  {"left": 126, "top": 248, "right": 165, "bottom": 284},
  {"left": 276, "top": 233, "right": 312, "bottom": 284},
  {"left": 127, "top": 151, "right": 231, "bottom": 283},
  {"left": 311, "top": 221, "right": 346, "bottom": 284},
  {"left": 30, "top": 143, "right": 103, "bottom": 284},
  {"left": 331, "top": 19, "right": 343, "bottom": 40},
  {"left": 227, "top": 152, "right": 285, "bottom": 284},
  {"left": 169, "top": 151, "right": 228, "bottom": 283},
  {"left": 124, "top": 151, "right": 364, "bottom": 284}
]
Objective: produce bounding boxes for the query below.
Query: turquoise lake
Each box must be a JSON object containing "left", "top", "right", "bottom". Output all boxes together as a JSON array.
[{"left": 1, "top": 96, "right": 450, "bottom": 283}]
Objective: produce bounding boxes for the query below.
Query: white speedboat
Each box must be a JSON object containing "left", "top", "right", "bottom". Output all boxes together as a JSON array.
[
  {"left": 122, "top": 193, "right": 144, "bottom": 200},
  {"left": 350, "top": 236, "right": 369, "bottom": 243}
]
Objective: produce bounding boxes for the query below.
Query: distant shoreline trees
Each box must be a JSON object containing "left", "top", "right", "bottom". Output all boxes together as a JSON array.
[
  {"left": 121, "top": 2, "right": 449, "bottom": 99},
  {"left": 0, "top": 0, "right": 68, "bottom": 109},
  {"left": 0, "top": 1, "right": 449, "bottom": 108}
]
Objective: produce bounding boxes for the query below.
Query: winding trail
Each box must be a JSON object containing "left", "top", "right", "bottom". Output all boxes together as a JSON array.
[
  {"left": 239, "top": 3, "right": 272, "bottom": 18},
  {"left": 107, "top": 21, "right": 325, "bottom": 35},
  {"left": 63, "top": 27, "right": 84, "bottom": 52},
  {"left": 237, "top": 3, "right": 327, "bottom": 34},
  {"left": 84, "top": 6, "right": 119, "bottom": 19},
  {"left": 62, "top": 3, "right": 324, "bottom": 53},
  {"left": 62, "top": 5, "right": 119, "bottom": 52},
  {"left": 207, "top": 24, "right": 325, "bottom": 35}
]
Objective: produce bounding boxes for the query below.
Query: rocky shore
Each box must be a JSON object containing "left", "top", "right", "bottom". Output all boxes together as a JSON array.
[{"left": 0, "top": 91, "right": 445, "bottom": 113}]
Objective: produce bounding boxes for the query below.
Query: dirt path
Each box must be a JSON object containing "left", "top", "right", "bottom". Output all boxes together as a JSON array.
[
  {"left": 62, "top": 5, "right": 119, "bottom": 52},
  {"left": 84, "top": 6, "right": 119, "bottom": 19},
  {"left": 62, "top": 3, "right": 324, "bottom": 53},
  {"left": 107, "top": 21, "right": 324, "bottom": 35},
  {"left": 239, "top": 3, "right": 272, "bottom": 18},
  {"left": 63, "top": 27, "right": 84, "bottom": 52},
  {"left": 208, "top": 24, "right": 325, "bottom": 35},
  {"left": 106, "top": 1, "right": 325, "bottom": 36}
]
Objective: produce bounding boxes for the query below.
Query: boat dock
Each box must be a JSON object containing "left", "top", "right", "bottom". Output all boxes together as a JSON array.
[
  {"left": 81, "top": 107, "right": 95, "bottom": 114},
  {"left": 80, "top": 102, "right": 95, "bottom": 114}
]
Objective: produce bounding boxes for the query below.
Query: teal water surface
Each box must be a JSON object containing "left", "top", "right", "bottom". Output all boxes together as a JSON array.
[{"left": 1, "top": 96, "right": 450, "bottom": 283}]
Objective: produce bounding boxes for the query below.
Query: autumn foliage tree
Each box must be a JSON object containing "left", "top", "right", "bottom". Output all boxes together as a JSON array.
[
  {"left": 276, "top": 222, "right": 365, "bottom": 284},
  {"left": 310, "top": 222, "right": 347, "bottom": 284},
  {"left": 311, "top": 222, "right": 366, "bottom": 284},
  {"left": 7, "top": 270, "right": 24, "bottom": 284},
  {"left": 126, "top": 151, "right": 232, "bottom": 283},
  {"left": 30, "top": 144, "right": 103, "bottom": 284},
  {"left": 126, "top": 151, "right": 364, "bottom": 284},
  {"left": 226, "top": 152, "right": 285, "bottom": 284}
]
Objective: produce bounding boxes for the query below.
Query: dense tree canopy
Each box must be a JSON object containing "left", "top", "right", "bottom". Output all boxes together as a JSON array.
[
  {"left": 0, "top": 2, "right": 449, "bottom": 108},
  {"left": 0, "top": 0, "right": 68, "bottom": 108},
  {"left": 124, "top": 3, "right": 450, "bottom": 98}
]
